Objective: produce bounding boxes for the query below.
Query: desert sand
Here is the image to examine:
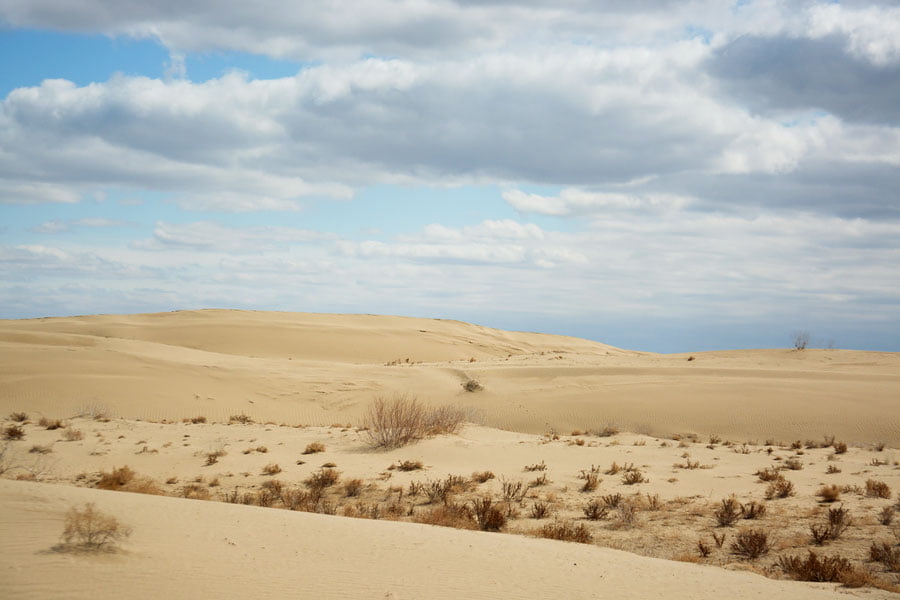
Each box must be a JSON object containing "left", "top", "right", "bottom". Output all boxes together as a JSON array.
[{"left": 1, "top": 310, "right": 899, "bottom": 598}]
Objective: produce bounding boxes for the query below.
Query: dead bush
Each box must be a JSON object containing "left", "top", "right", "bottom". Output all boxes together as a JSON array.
[
  {"left": 601, "top": 493, "right": 623, "bottom": 508},
  {"left": 870, "top": 541, "right": 900, "bottom": 571},
  {"left": 765, "top": 478, "right": 795, "bottom": 499},
  {"left": 697, "top": 539, "right": 712, "bottom": 558},
  {"left": 3, "top": 425, "right": 24, "bottom": 440},
  {"left": 614, "top": 501, "right": 639, "bottom": 528},
  {"left": 583, "top": 500, "right": 608, "bottom": 520},
  {"left": 525, "top": 461, "right": 547, "bottom": 472},
  {"left": 833, "top": 441, "right": 848, "bottom": 454},
  {"left": 879, "top": 506, "right": 894, "bottom": 526},
  {"left": 755, "top": 467, "right": 781, "bottom": 482},
  {"left": 538, "top": 520, "right": 593, "bottom": 544},
  {"left": 742, "top": 501, "right": 766, "bottom": 520},
  {"left": 461, "top": 379, "right": 482, "bottom": 393},
  {"left": 302, "top": 442, "right": 326, "bottom": 455},
  {"left": 779, "top": 551, "right": 854, "bottom": 582},
  {"left": 9, "top": 412, "right": 28, "bottom": 422},
  {"left": 530, "top": 501, "right": 552, "bottom": 519},
  {"left": 344, "top": 478, "right": 364, "bottom": 497},
  {"left": 304, "top": 468, "right": 340, "bottom": 490},
  {"left": 364, "top": 395, "right": 426, "bottom": 448},
  {"left": 62, "top": 428, "right": 84, "bottom": 441},
  {"left": 817, "top": 485, "right": 842, "bottom": 503},
  {"left": 96, "top": 466, "right": 135, "bottom": 490},
  {"left": 783, "top": 458, "right": 803, "bottom": 470},
  {"left": 866, "top": 479, "right": 891, "bottom": 499},
  {"left": 188, "top": 416, "right": 207, "bottom": 424},
  {"left": 395, "top": 460, "right": 424, "bottom": 471},
  {"left": 261, "top": 463, "right": 282, "bottom": 475},
  {"left": 471, "top": 497, "right": 507, "bottom": 531},
  {"left": 580, "top": 472, "right": 600, "bottom": 492},
  {"left": 731, "top": 528, "right": 770, "bottom": 559},
  {"left": 500, "top": 479, "right": 526, "bottom": 503},
  {"left": 181, "top": 483, "right": 211, "bottom": 500},
  {"left": 39, "top": 418, "right": 64, "bottom": 430},
  {"left": 413, "top": 502, "right": 476, "bottom": 530},
  {"left": 29, "top": 444, "right": 52, "bottom": 454},
  {"left": 471, "top": 470, "right": 495, "bottom": 483},
  {"left": 622, "top": 469, "right": 646, "bottom": 485},
  {"left": 229, "top": 414, "right": 253, "bottom": 424},
  {"left": 61, "top": 503, "right": 131, "bottom": 551},
  {"left": 715, "top": 496, "right": 743, "bottom": 527}
]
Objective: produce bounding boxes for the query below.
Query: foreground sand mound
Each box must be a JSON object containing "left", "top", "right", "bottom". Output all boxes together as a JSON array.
[
  {"left": 1, "top": 309, "right": 899, "bottom": 444},
  {"left": 3, "top": 478, "right": 893, "bottom": 600}
]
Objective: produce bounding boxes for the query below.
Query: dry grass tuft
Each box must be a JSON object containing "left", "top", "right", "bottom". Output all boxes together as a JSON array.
[
  {"left": 817, "top": 484, "right": 842, "bottom": 503},
  {"left": 394, "top": 459, "right": 424, "bottom": 471},
  {"left": 778, "top": 551, "right": 855, "bottom": 582},
  {"left": 413, "top": 502, "right": 476, "bottom": 530},
  {"left": 228, "top": 413, "right": 253, "bottom": 424},
  {"left": 60, "top": 503, "right": 131, "bottom": 551},
  {"left": 3, "top": 425, "right": 25, "bottom": 440},
  {"left": 304, "top": 468, "right": 340, "bottom": 490},
  {"left": 62, "top": 428, "right": 84, "bottom": 441},
  {"left": 622, "top": 469, "right": 646, "bottom": 485},
  {"left": 471, "top": 470, "right": 495, "bottom": 483},
  {"left": 344, "top": 478, "right": 364, "bottom": 497},
  {"left": 866, "top": 479, "right": 892, "bottom": 499},
  {"left": 302, "top": 442, "right": 326, "bottom": 455},
  {"left": 715, "top": 496, "right": 742, "bottom": 527},
  {"left": 39, "top": 417, "right": 64, "bottom": 430},
  {"left": 96, "top": 466, "right": 136, "bottom": 490},
  {"left": 462, "top": 379, "right": 483, "bottom": 392},
  {"left": 537, "top": 520, "right": 593, "bottom": 544},
  {"left": 471, "top": 497, "right": 507, "bottom": 531},
  {"left": 583, "top": 499, "right": 609, "bottom": 520},
  {"left": 261, "top": 463, "right": 282, "bottom": 475},
  {"left": 765, "top": 478, "right": 795, "bottom": 499},
  {"left": 833, "top": 441, "right": 848, "bottom": 454},
  {"left": 9, "top": 412, "right": 28, "bottom": 422},
  {"left": 731, "top": 528, "right": 770, "bottom": 559}
]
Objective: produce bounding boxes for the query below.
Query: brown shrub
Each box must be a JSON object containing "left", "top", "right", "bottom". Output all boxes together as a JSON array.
[
  {"left": 715, "top": 496, "right": 742, "bottom": 527},
  {"left": 471, "top": 497, "right": 507, "bottom": 531},
  {"left": 817, "top": 485, "right": 842, "bottom": 503},
  {"left": 755, "top": 467, "right": 781, "bottom": 482},
  {"left": 779, "top": 551, "right": 854, "bottom": 582},
  {"left": 29, "top": 444, "right": 52, "bottom": 454},
  {"left": 9, "top": 412, "right": 28, "bottom": 422},
  {"left": 395, "top": 460, "right": 424, "bottom": 471},
  {"left": 181, "top": 483, "right": 211, "bottom": 500},
  {"left": 826, "top": 464, "right": 842, "bottom": 474},
  {"left": 471, "top": 470, "right": 495, "bottom": 483},
  {"left": 583, "top": 500, "right": 608, "bottom": 520},
  {"left": 833, "top": 441, "right": 848, "bottom": 454},
  {"left": 364, "top": 395, "right": 427, "bottom": 448},
  {"left": 783, "top": 458, "right": 803, "bottom": 470},
  {"left": 261, "top": 463, "right": 282, "bottom": 475},
  {"left": 879, "top": 506, "right": 894, "bottom": 526},
  {"left": 304, "top": 468, "right": 340, "bottom": 490},
  {"left": 96, "top": 466, "right": 135, "bottom": 490},
  {"left": 62, "top": 428, "right": 84, "bottom": 441},
  {"left": 731, "top": 528, "right": 770, "bottom": 559},
  {"left": 461, "top": 379, "right": 482, "bottom": 393},
  {"left": 866, "top": 479, "right": 891, "bottom": 499},
  {"left": 525, "top": 461, "right": 547, "bottom": 472},
  {"left": 765, "top": 478, "right": 795, "bottom": 499},
  {"left": 530, "top": 501, "right": 552, "bottom": 519},
  {"left": 188, "top": 416, "right": 207, "bottom": 424},
  {"left": 3, "top": 425, "right": 24, "bottom": 440},
  {"left": 870, "top": 541, "right": 900, "bottom": 571},
  {"left": 697, "top": 539, "right": 712, "bottom": 557},
  {"left": 537, "top": 520, "right": 593, "bottom": 544},
  {"left": 61, "top": 503, "right": 131, "bottom": 550},
  {"left": 580, "top": 472, "right": 600, "bottom": 492},
  {"left": 622, "top": 469, "right": 646, "bottom": 485},
  {"left": 302, "top": 442, "right": 325, "bottom": 455},
  {"left": 742, "top": 501, "right": 766, "bottom": 520},
  {"left": 413, "top": 502, "right": 476, "bottom": 530},
  {"left": 344, "top": 478, "right": 364, "bottom": 497},
  {"left": 500, "top": 479, "right": 526, "bottom": 503},
  {"left": 39, "top": 418, "right": 64, "bottom": 430},
  {"left": 229, "top": 414, "right": 253, "bottom": 424},
  {"left": 601, "top": 493, "right": 623, "bottom": 508}
]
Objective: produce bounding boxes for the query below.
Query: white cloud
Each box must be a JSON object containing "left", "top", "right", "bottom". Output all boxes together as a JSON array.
[{"left": 135, "top": 221, "right": 336, "bottom": 252}]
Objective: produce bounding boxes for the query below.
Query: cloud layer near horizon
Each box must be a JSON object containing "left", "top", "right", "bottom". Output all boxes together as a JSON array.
[{"left": 1, "top": 0, "right": 899, "bottom": 351}]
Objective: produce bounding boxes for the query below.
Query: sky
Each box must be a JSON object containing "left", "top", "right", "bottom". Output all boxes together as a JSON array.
[{"left": 1, "top": 0, "right": 899, "bottom": 353}]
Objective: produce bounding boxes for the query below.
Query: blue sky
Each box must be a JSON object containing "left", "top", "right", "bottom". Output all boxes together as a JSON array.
[{"left": 2, "top": 1, "right": 899, "bottom": 352}]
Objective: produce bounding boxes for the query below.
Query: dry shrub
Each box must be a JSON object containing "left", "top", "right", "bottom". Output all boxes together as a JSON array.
[
  {"left": 394, "top": 460, "right": 424, "bottom": 471},
  {"left": 63, "top": 428, "right": 84, "bottom": 441},
  {"left": 96, "top": 466, "right": 135, "bottom": 490},
  {"left": 461, "top": 379, "right": 483, "bottom": 392},
  {"left": 262, "top": 463, "right": 282, "bottom": 475},
  {"left": 601, "top": 493, "right": 623, "bottom": 508},
  {"left": 538, "top": 520, "right": 593, "bottom": 544},
  {"left": 344, "top": 478, "right": 364, "bottom": 497},
  {"left": 414, "top": 502, "right": 476, "bottom": 530},
  {"left": 870, "top": 541, "right": 900, "bottom": 571},
  {"left": 9, "top": 412, "right": 28, "bottom": 422},
  {"left": 525, "top": 461, "right": 547, "bottom": 472},
  {"left": 833, "top": 441, "right": 848, "bottom": 454},
  {"left": 742, "top": 501, "right": 766, "bottom": 520},
  {"left": 817, "top": 485, "right": 842, "bottom": 503},
  {"left": 29, "top": 444, "right": 52, "bottom": 454},
  {"left": 364, "top": 395, "right": 426, "bottom": 448},
  {"left": 302, "top": 442, "right": 325, "bottom": 455},
  {"left": 622, "top": 469, "right": 646, "bottom": 485},
  {"left": 812, "top": 505, "right": 852, "bottom": 544},
  {"left": 188, "top": 416, "right": 207, "bottom": 424},
  {"left": 731, "top": 528, "right": 770, "bottom": 559},
  {"left": 205, "top": 450, "right": 226, "bottom": 466},
  {"left": 779, "top": 551, "right": 854, "bottom": 582},
  {"left": 712, "top": 531, "right": 727, "bottom": 548},
  {"left": 39, "top": 418, "right": 64, "bottom": 430},
  {"left": 471, "top": 470, "right": 495, "bottom": 483},
  {"left": 866, "top": 479, "right": 891, "bottom": 499},
  {"left": 61, "top": 503, "right": 131, "bottom": 551},
  {"left": 530, "top": 500, "right": 552, "bottom": 519},
  {"left": 229, "top": 414, "right": 253, "bottom": 424},
  {"left": 471, "top": 497, "right": 507, "bottom": 531},
  {"left": 715, "top": 496, "right": 742, "bottom": 527},
  {"left": 500, "top": 479, "right": 526, "bottom": 503},
  {"left": 755, "top": 467, "right": 781, "bottom": 482},
  {"left": 3, "top": 425, "right": 24, "bottom": 440},
  {"left": 765, "top": 478, "right": 795, "bottom": 499},
  {"left": 826, "top": 464, "right": 842, "bottom": 474},
  {"left": 304, "top": 468, "right": 340, "bottom": 490},
  {"left": 181, "top": 483, "right": 211, "bottom": 500},
  {"left": 596, "top": 425, "right": 619, "bottom": 437},
  {"left": 783, "top": 458, "right": 803, "bottom": 470},
  {"left": 580, "top": 472, "right": 600, "bottom": 492},
  {"left": 614, "top": 501, "right": 639, "bottom": 528},
  {"left": 583, "top": 500, "right": 608, "bottom": 520},
  {"left": 530, "top": 474, "right": 549, "bottom": 487},
  {"left": 605, "top": 462, "right": 622, "bottom": 475},
  {"left": 879, "top": 506, "right": 895, "bottom": 526}
]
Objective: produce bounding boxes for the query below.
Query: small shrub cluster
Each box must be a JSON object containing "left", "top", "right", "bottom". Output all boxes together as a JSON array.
[
  {"left": 302, "top": 442, "right": 326, "bottom": 455},
  {"left": 61, "top": 503, "right": 131, "bottom": 551},
  {"left": 779, "top": 551, "right": 854, "bottom": 583},
  {"left": 364, "top": 395, "right": 468, "bottom": 448},
  {"left": 715, "top": 497, "right": 742, "bottom": 527},
  {"left": 810, "top": 505, "right": 852, "bottom": 545},
  {"left": 583, "top": 500, "right": 609, "bottom": 520},
  {"left": 764, "top": 478, "right": 795, "bottom": 499},
  {"left": 731, "top": 528, "right": 770, "bottom": 559},
  {"left": 471, "top": 497, "right": 507, "bottom": 531},
  {"left": 537, "top": 520, "right": 593, "bottom": 543},
  {"left": 866, "top": 479, "right": 891, "bottom": 499},
  {"left": 3, "top": 425, "right": 25, "bottom": 440}
]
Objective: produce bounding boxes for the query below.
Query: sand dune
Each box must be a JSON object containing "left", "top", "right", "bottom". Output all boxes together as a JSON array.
[{"left": 1, "top": 309, "right": 898, "bottom": 444}]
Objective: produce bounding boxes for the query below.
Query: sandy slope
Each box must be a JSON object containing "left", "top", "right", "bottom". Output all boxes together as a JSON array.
[
  {"left": 1, "top": 309, "right": 899, "bottom": 444},
  {"left": 3, "top": 477, "right": 895, "bottom": 600}
]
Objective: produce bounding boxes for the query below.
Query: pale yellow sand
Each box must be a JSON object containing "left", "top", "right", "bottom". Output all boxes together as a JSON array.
[
  {"left": 3, "top": 476, "right": 896, "bottom": 600},
  {"left": 1, "top": 309, "right": 899, "bottom": 444}
]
